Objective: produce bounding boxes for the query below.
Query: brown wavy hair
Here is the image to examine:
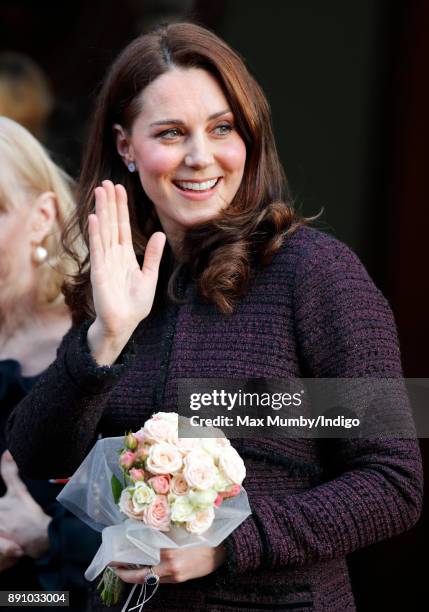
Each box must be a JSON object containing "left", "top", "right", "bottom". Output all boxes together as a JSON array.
[{"left": 63, "top": 22, "right": 305, "bottom": 322}]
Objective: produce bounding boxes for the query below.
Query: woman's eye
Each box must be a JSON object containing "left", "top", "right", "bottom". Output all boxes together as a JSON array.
[
  {"left": 158, "top": 128, "right": 183, "bottom": 139},
  {"left": 213, "top": 124, "right": 233, "bottom": 135}
]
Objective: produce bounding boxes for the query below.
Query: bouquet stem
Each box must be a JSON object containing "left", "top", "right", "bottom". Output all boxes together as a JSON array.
[{"left": 97, "top": 567, "right": 124, "bottom": 606}]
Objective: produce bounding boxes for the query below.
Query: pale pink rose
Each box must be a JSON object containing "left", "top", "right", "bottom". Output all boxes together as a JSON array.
[
  {"left": 175, "top": 437, "right": 202, "bottom": 455},
  {"left": 218, "top": 447, "right": 246, "bottom": 485},
  {"left": 119, "top": 450, "right": 136, "bottom": 470},
  {"left": 118, "top": 489, "right": 144, "bottom": 520},
  {"left": 129, "top": 468, "right": 146, "bottom": 482},
  {"left": 170, "top": 474, "right": 189, "bottom": 496},
  {"left": 222, "top": 484, "right": 241, "bottom": 498},
  {"left": 146, "top": 443, "right": 183, "bottom": 475},
  {"left": 143, "top": 414, "right": 177, "bottom": 444},
  {"left": 148, "top": 475, "right": 170, "bottom": 494},
  {"left": 143, "top": 495, "right": 171, "bottom": 531},
  {"left": 183, "top": 454, "right": 216, "bottom": 491},
  {"left": 134, "top": 429, "right": 147, "bottom": 444},
  {"left": 186, "top": 507, "right": 215, "bottom": 535}
]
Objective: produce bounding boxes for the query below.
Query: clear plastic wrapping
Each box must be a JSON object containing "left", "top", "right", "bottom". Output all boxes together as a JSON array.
[{"left": 57, "top": 436, "right": 252, "bottom": 580}]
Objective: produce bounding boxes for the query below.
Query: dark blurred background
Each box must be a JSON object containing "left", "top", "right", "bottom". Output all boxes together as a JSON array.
[{"left": 0, "top": 0, "right": 427, "bottom": 609}]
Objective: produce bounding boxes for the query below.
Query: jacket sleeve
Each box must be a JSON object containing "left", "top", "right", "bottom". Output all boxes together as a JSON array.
[
  {"left": 6, "top": 321, "right": 135, "bottom": 478},
  {"left": 221, "top": 234, "right": 423, "bottom": 575}
]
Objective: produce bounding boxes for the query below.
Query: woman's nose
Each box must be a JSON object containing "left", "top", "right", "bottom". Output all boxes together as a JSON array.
[{"left": 184, "top": 136, "right": 213, "bottom": 169}]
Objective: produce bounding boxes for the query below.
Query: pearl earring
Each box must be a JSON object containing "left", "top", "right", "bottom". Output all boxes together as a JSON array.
[
  {"left": 128, "top": 162, "right": 136, "bottom": 173},
  {"left": 33, "top": 245, "right": 48, "bottom": 264}
]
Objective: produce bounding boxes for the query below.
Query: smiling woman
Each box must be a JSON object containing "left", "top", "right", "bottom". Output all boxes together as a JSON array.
[
  {"left": 6, "top": 22, "right": 423, "bottom": 612},
  {"left": 60, "top": 22, "right": 298, "bottom": 321},
  {"left": 113, "top": 68, "right": 246, "bottom": 245}
]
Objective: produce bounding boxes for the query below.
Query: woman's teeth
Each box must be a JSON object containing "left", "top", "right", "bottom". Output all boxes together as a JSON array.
[{"left": 175, "top": 178, "right": 219, "bottom": 191}]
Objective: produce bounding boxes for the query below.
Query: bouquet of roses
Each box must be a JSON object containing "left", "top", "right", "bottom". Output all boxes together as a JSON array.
[
  {"left": 117, "top": 412, "right": 245, "bottom": 534},
  {"left": 58, "top": 412, "right": 251, "bottom": 609}
]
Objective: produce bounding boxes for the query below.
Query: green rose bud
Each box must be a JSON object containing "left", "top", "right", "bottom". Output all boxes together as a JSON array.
[{"left": 125, "top": 433, "right": 138, "bottom": 450}]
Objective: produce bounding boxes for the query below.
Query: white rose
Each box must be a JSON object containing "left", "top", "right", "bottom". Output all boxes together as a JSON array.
[
  {"left": 183, "top": 451, "right": 217, "bottom": 491},
  {"left": 213, "top": 467, "right": 233, "bottom": 492},
  {"left": 170, "top": 496, "right": 196, "bottom": 523},
  {"left": 146, "top": 443, "right": 183, "bottom": 475},
  {"left": 175, "top": 437, "right": 202, "bottom": 455},
  {"left": 132, "top": 482, "right": 156, "bottom": 510},
  {"left": 183, "top": 449, "right": 214, "bottom": 467},
  {"left": 188, "top": 488, "right": 218, "bottom": 508},
  {"left": 201, "top": 437, "right": 231, "bottom": 460},
  {"left": 143, "top": 415, "right": 177, "bottom": 444},
  {"left": 218, "top": 446, "right": 246, "bottom": 485},
  {"left": 153, "top": 412, "right": 179, "bottom": 426},
  {"left": 186, "top": 507, "right": 215, "bottom": 535}
]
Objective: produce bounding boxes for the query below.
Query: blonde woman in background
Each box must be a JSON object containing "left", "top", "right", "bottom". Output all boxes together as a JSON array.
[{"left": 0, "top": 117, "right": 99, "bottom": 609}]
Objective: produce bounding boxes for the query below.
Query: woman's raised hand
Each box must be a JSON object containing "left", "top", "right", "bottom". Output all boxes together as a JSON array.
[{"left": 87, "top": 180, "right": 166, "bottom": 365}]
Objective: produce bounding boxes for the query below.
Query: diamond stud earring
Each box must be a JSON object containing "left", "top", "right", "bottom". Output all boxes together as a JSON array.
[{"left": 128, "top": 162, "right": 136, "bottom": 173}]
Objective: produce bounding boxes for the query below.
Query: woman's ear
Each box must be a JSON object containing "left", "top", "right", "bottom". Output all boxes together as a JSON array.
[
  {"left": 30, "top": 191, "right": 58, "bottom": 243},
  {"left": 113, "top": 123, "right": 134, "bottom": 168}
]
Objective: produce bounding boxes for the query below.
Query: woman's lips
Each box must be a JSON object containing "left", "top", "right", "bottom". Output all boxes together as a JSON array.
[{"left": 172, "top": 177, "right": 222, "bottom": 201}]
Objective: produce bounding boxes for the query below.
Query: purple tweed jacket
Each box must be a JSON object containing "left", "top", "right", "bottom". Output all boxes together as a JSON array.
[{"left": 7, "top": 226, "right": 423, "bottom": 611}]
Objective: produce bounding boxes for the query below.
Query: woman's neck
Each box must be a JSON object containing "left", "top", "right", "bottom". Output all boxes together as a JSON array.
[
  {"left": 0, "top": 290, "right": 35, "bottom": 336},
  {"left": 0, "top": 298, "right": 71, "bottom": 376}
]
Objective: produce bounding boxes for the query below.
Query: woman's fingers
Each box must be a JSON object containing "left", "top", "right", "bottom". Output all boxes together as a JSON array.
[
  {"left": 109, "top": 547, "right": 194, "bottom": 584},
  {"left": 111, "top": 566, "right": 150, "bottom": 584},
  {"left": 111, "top": 564, "right": 172, "bottom": 584},
  {"left": 94, "top": 186, "right": 111, "bottom": 252},
  {"left": 115, "top": 184, "right": 132, "bottom": 246},
  {"left": 141, "top": 232, "right": 166, "bottom": 278},
  {"left": 0, "top": 536, "right": 23, "bottom": 558},
  {"left": 88, "top": 214, "right": 104, "bottom": 271},
  {"left": 102, "top": 180, "right": 119, "bottom": 245},
  {"left": 0, "top": 451, "right": 28, "bottom": 497},
  {"left": 94, "top": 182, "right": 130, "bottom": 248}
]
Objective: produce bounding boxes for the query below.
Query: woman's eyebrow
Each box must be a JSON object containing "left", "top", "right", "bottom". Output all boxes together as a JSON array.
[
  {"left": 149, "top": 109, "right": 231, "bottom": 127},
  {"left": 208, "top": 109, "right": 231, "bottom": 120}
]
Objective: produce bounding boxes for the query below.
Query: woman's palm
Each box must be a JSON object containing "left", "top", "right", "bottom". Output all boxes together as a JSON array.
[{"left": 88, "top": 181, "right": 166, "bottom": 337}]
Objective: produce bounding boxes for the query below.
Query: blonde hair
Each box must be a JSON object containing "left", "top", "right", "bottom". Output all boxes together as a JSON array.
[{"left": 0, "top": 116, "right": 80, "bottom": 305}]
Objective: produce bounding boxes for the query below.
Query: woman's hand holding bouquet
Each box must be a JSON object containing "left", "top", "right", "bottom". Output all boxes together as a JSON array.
[{"left": 58, "top": 412, "right": 251, "bottom": 609}]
